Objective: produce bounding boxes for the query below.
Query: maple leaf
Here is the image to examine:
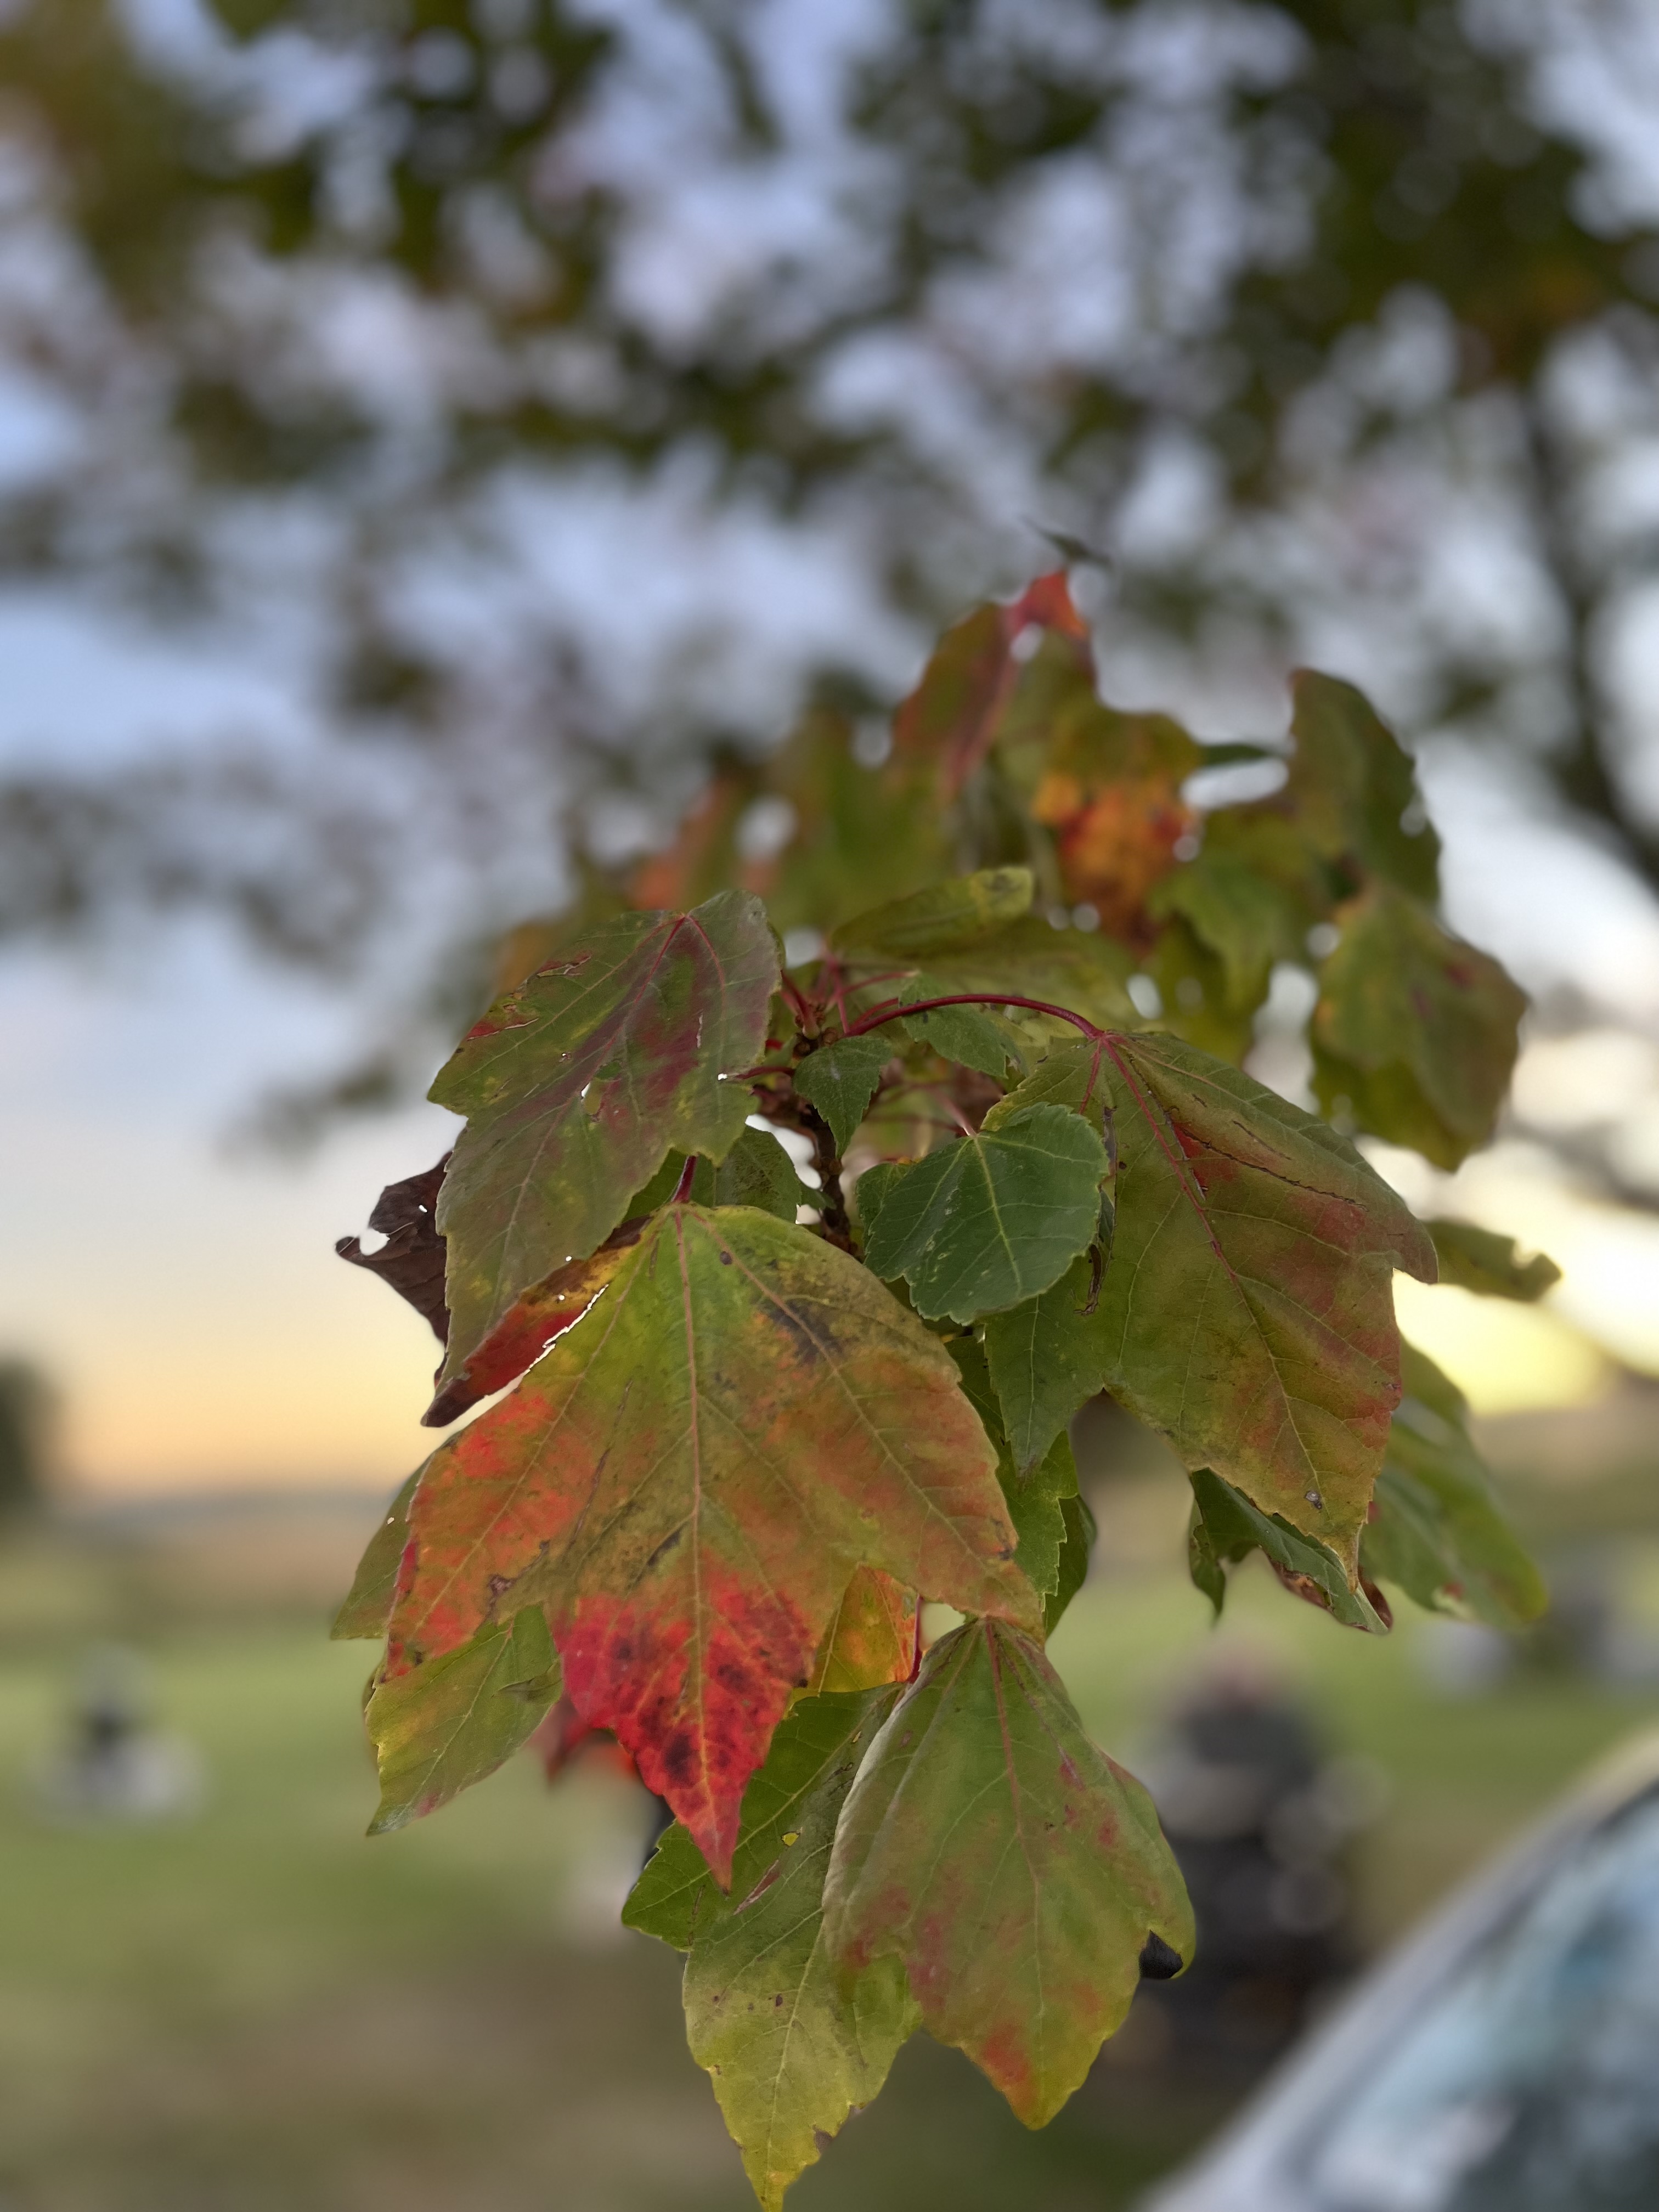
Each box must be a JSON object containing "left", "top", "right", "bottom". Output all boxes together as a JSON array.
[
  {"left": 332, "top": 1468, "right": 421, "bottom": 1641},
  {"left": 386, "top": 1203, "right": 1038, "bottom": 1880},
  {"left": 894, "top": 980, "right": 1028, "bottom": 1081},
  {"left": 823, "top": 1618, "right": 1192, "bottom": 2127},
  {"left": 424, "top": 1233, "right": 635, "bottom": 1427},
  {"left": 1031, "top": 698, "right": 1201, "bottom": 936},
  {"left": 1046, "top": 1492, "right": 1096, "bottom": 1635},
  {"left": 336, "top": 1155, "right": 451, "bottom": 1341},
  {"left": 1186, "top": 1467, "right": 1388, "bottom": 1632},
  {"left": 423, "top": 1126, "right": 817, "bottom": 1424},
  {"left": 365, "top": 1607, "right": 560, "bottom": 1833},
  {"left": 428, "top": 891, "right": 779, "bottom": 1384},
  {"left": 1312, "top": 887, "right": 1526, "bottom": 1168},
  {"left": 1284, "top": 670, "right": 1441, "bottom": 899},
  {"left": 805, "top": 1567, "right": 918, "bottom": 1697},
  {"left": 794, "top": 1035, "right": 896, "bottom": 1155},
  {"left": 831, "top": 867, "right": 1035, "bottom": 961},
  {"left": 859, "top": 1104, "right": 1109, "bottom": 1324},
  {"left": 1146, "top": 844, "right": 1307, "bottom": 1059},
  {"left": 1362, "top": 1344, "right": 1547, "bottom": 1629},
  {"left": 947, "top": 1334, "right": 1081, "bottom": 1601},
  {"left": 890, "top": 573, "right": 1093, "bottom": 797},
  {"left": 1424, "top": 1217, "right": 1560, "bottom": 1302},
  {"left": 624, "top": 1685, "right": 918, "bottom": 2210},
  {"left": 981, "top": 1254, "right": 1109, "bottom": 1478},
  {"left": 1094, "top": 1031, "right": 1436, "bottom": 1571}
]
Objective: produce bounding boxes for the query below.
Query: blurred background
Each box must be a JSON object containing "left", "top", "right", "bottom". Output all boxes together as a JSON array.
[{"left": 4, "top": 1, "right": 1659, "bottom": 2205}]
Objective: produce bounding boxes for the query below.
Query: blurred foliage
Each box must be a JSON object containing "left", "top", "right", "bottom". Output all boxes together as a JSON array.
[
  {"left": 0, "top": 1358, "right": 54, "bottom": 1522},
  {"left": 0, "top": 1, "right": 1656, "bottom": 1060}
]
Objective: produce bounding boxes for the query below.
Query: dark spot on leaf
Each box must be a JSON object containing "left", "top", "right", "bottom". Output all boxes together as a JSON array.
[
  {"left": 645, "top": 1526, "right": 685, "bottom": 1573},
  {"left": 661, "top": 1730, "right": 697, "bottom": 1786},
  {"left": 720, "top": 1250, "right": 733, "bottom": 1265}
]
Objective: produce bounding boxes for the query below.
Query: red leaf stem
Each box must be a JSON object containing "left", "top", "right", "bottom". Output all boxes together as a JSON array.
[{"left": 844, "top": 992, "right": 1105, "bottom": 1043}]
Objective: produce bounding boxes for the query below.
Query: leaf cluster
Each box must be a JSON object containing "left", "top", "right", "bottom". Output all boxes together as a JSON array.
[{"left": 335, "top": 571, "right": 1550, "bottom": 2204}]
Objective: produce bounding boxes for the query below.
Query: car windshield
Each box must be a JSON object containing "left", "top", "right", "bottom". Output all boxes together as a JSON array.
[{"left": 1299, "top": 1783, "right": 1659, "bottom": 2212}]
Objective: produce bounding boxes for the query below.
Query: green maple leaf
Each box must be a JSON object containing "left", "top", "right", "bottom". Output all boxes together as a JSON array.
[
  {"left": 823, "top": 1618, "right": 1192, "bottom": 2127},
  {"left": 382, "top": 1203, "right": 1038, "bottom": 1880},
  {"left": 859, "top": 1104, "right": 1109, "bottom": 1324},
  {"left": 794, "top": 1034, "right": 896, "bottom": 1153},
  {"left": 1148, "top": 845, "right": 1305, "bottom": 1006},
  {"left": 429, "top": 890, "right": 779, "bottom": 1380},
  {"left": 1286, "top": 670, "right": 1442, "bottom": 899},
  {"left": 332, "top": 1467, "right": 421, "bottom": 1640},
  {"left": 624, "top": 1686, "right": 918, "bottom": 2210},
  {"left": 947, "top": 1334, "right": 1080, "bottom": 1600},
  {"left": 1045, "top": 1492, "right": 1097, "bottom": 1635},
  {"left": 981, "top": 1254, "right": 1109, "bottom": 1477},
  {"left": 1186, "top": 1467, "right": 1387, "bottom": 1632},
  {"left": 1363, "top": 1344, "right": 1547, "bottom": 1629},
  {"left": 895, "top": 980, "right": 1028, "bottom": 1081},
  {"left": 365, "top": 1607, "right": 560, "bottom": 1833},
  {"left": 1094, "top": 1031, "right": 1436, "bottom": 1571},
  {"left": 1312, "top": 885, "right": 1526, "bottom": 1168},
  {"left": 831, "top": 866, "right": 1035, "bottom": 960},
  {"left": 1425, "top": 1217, "right": 1560, "bottom": 1302}
]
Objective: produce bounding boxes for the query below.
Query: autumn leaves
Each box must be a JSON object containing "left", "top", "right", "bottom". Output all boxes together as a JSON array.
[{"left": 332, "top": 568, "right": 1548, "bottom": 2209}]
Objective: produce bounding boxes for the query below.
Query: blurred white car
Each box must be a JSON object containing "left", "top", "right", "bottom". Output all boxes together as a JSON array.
[{"left": 1141, "top": 1730, "right": 1659, "bottom": 2212}]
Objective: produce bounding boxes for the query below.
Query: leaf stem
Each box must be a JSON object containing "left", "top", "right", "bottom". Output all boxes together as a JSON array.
[
  {"left": 672, "top": 1155, "right": 698, "bottom": 1203},
  {"left": 844, "top": 991, "right": 1105, "bottom": 1042}
]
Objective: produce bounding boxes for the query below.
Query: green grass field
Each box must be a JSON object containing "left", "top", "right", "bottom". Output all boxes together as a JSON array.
[{"left": 0, "top": 1504, "right": 1653, "bottom": 2212}]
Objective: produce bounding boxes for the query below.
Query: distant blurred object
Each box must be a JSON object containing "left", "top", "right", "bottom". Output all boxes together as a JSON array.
[
  {"left": 1415, "top": 1617, "right": 1516, "bottom": 1699},
  {"left": 1144, "top": 1731, "right": 1659, "bottom": 2212},
  {"left": 0, "top": 1357, "right": 55, "bottom": 1525},
  {"left": 35, "top": 1645, "right": 205, "bottom": 1825},
  {"left": 1136, "top": 1648, "right": 1386, "bottom": 2078}
]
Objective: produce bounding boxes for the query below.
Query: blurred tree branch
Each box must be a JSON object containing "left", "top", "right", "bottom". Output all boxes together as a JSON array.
[{"left": 1, "top": 0, "right": 1657, "bottom": 1098}]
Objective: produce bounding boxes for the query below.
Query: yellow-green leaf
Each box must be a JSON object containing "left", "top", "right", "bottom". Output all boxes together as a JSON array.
[
  {"left": 831, "top": 867, "right": 1034, "bottom": 959},
  {"left": 805, "top": 1567, "right": 918, "bottom": 1697},
  {"left": 365, "top": 1607, "right": 559, "bottom": 1833},
  {"left": 625, "top": 1686, "right": 918, "bottom": 2211},
  {"left": 1425, "top": 1218, "right": 1560, "bottom": 1302},
  {"left": 333, "top": 1468, "right": 421, "bottom": 1640},
  {"left": 1286, "top": 670, "right": 1441, "bottom": 899},
  {"left": 823, "top": 1619, "right": 1192, "bottom": 2127}
]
